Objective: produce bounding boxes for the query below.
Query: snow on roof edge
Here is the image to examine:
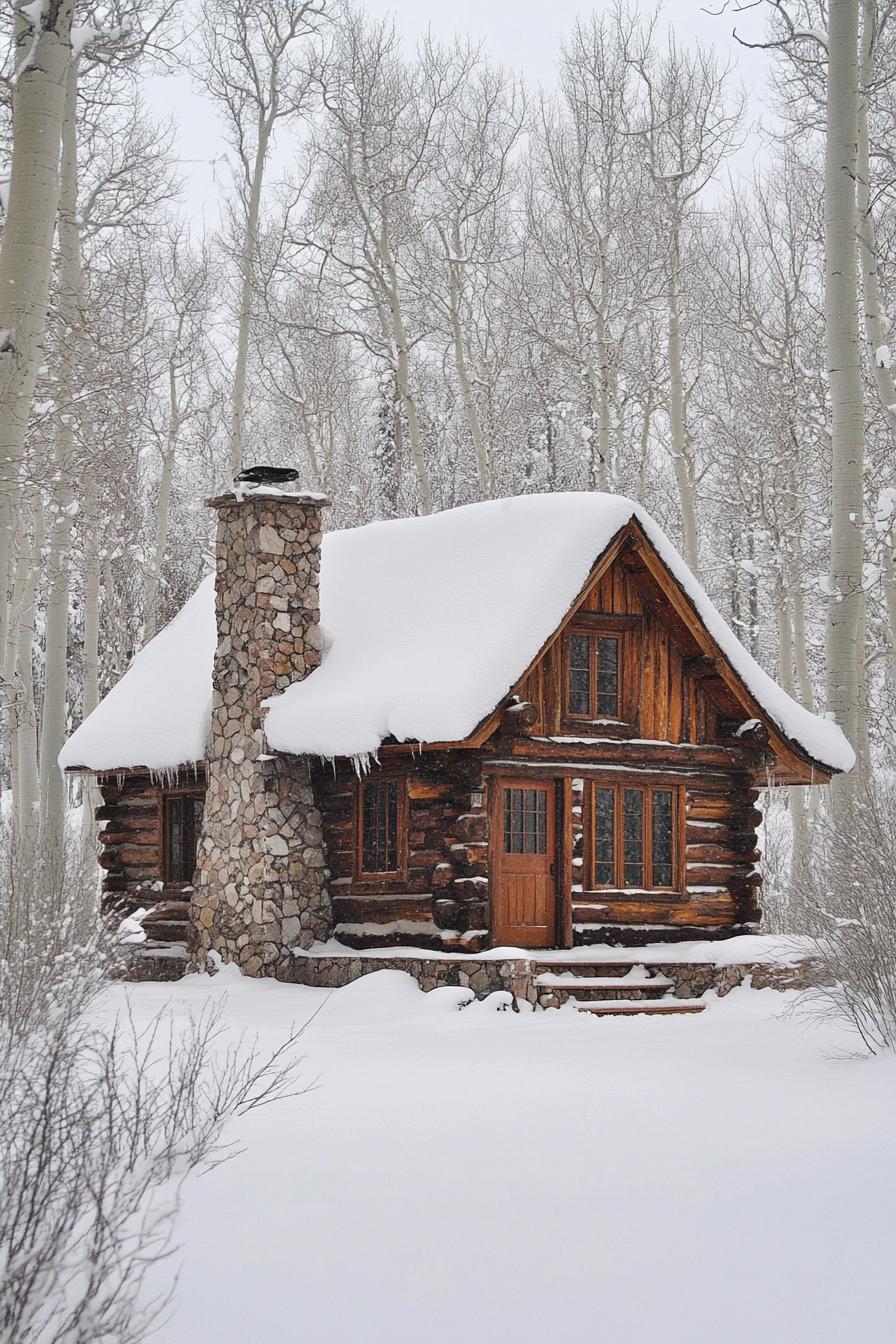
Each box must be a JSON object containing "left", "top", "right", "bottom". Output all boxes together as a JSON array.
[
  {"left": 59, "top": 493, "right": 855, "bottom": 776},
  {"left": 629, "top": 509, "right": 855, "bottom": 775}
]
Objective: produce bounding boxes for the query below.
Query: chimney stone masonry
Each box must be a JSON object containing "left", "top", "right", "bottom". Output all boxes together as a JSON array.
[{"left": 191, "top": 485, "right": 333, "bottom": 975}]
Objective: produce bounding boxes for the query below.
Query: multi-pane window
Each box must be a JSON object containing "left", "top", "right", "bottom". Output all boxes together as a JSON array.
[
  {"left": 591, "top": 782, "right": 678, "bottom": 892},
  {"left": 361, "top": 779, "right": 401, "bottom": 874},
  {"left": 566, "top": 631, "right": 621, "bottom": 720},
  {"left": 503, "top": 787, "right": 548, "bottom": 854},
  {"left": 163, "top": 794, "right": 204, "bottom": 883}
]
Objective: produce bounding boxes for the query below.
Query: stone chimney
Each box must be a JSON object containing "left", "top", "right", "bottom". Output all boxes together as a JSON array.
[{"left": 191, "top": 477, "right": 333, "bottom": 975}]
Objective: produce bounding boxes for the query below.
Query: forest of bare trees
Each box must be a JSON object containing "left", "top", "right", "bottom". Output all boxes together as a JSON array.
[{"left": 0, "top": 0, "right": 894, "bottom": 905}]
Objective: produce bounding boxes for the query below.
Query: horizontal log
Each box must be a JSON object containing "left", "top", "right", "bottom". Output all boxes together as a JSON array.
[
  {"left": 456, "top": 813, "right": 488, "bottom": 842},
  {"left": 686, "top": 801, "right": 741, "bottom": 821},
  {"left": 574, "top": 894, "right": 735, "bottom": 926},
  {"left": 407, "top": 848, "right": 447, "bottom": 869},
  {"left": 685, "top": 823, "right": 727, "bottom": 844},
  {"left": 100, "top": 828, "right": 159, "bottom": 848},
  {"left": 407, "top": 780, "right": 454, "bottom": 801},
  {"left": 333, "top": 895, "right": 433, "bottom": 924},
  {"left": 142, "top": 900, "right": 191, "bottom": 923},
  {"left": 686, "top": 844, "right": 760, "bottom": 865},
  {"left": 685, "top": 864, "right": 741, "bottom": 885},
  {"left": 506, "top": 738, "right": 754, "bottom": 771}
]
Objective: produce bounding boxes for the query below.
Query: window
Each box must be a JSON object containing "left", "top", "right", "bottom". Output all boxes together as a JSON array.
[
  {"left": 360, "top": 778, "right": 405, "bottom": 876},
  {"left": 163, "top": 793, "right": 204, "bottom": 884},
  {"left": 590, "top": 781, "right": 679, "bottom": 892},
  {"left": 565, "top": 630, "right": 622, "bottom": 721},
  {"left": 503, "top": 787, "right": 548, "bottom": 854}
]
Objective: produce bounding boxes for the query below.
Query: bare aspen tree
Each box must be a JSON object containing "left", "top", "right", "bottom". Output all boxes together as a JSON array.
[
  {"left": 628, "top": 30, "right": 743, "bottom": 576},
  {"left": 521, "top": 9, "right": 660, "bottom": 496},
  {"left": 290, "top": 14, "right": 475, "bottom": 515},
  {"left": 37, "top": 99, "right": 175, "bottom": 856},
  {"left": 143, "top": 229, "right": 215, "bottom": 638},
  {"left": 0, "top": 0, "right": 77, "bottom": 667},
  {"left": 198, "top": 0, "right": 327, "bottom": 480},
  {"left": 420, "top": 58, "right": 524, "bottom": 498},
  {"left": 735, "top": 0, "right": 874, "bottom": 768},
  {"left": 811, "top": 0, "right": 867, "bottom": 771}
]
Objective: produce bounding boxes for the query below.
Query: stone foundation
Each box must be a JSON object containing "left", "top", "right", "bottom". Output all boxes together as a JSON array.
[
  {"left": 278, "top": 950, "right": 815, "bottom": 1004},
  {"left": 281, "top": 952, "right": 539, "bottom": 1004},
  {"left": 191, "top": 489, "right": 333, "bottom": 974}
]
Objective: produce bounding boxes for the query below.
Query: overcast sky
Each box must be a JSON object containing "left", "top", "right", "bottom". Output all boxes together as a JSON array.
[{"left": 145, "top": 0, "right": 774, "bottom": 228}]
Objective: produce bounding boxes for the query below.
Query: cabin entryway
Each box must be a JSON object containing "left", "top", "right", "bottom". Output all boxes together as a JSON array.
[{"left": 491, "top": 779, "right": 557, "bottom": 947}]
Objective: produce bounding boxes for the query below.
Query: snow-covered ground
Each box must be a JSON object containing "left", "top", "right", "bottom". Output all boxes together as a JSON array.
[{"left": 107, "top": 971, "right": 894, "bottom": 1344}]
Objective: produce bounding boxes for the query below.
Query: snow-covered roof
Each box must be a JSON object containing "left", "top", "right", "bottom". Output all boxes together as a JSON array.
[{"left": 59, "top": 492, "right": 855, "bottom": 775}]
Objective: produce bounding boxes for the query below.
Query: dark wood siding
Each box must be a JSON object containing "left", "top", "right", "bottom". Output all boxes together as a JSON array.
[
  {"left": 313, "top": 752, "right": 491, "bottom": 952},
  {"left": 96, "top": 770, "right": 206, "bottom": 945}
]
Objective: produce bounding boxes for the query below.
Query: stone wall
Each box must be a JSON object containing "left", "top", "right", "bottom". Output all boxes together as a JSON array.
[
  {"left": 191, "top": 490, "right": 333, "bottom": 974},
  {"left": 279, "top": 950, "right": 815, "bottom": 1004},
  {"left": 282, "top": 952, "right": 539, "bottom": 1004}
]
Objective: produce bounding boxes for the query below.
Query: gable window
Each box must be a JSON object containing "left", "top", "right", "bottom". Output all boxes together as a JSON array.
[
  {"left": 163, "top": 793, "right": 204, "bottom": 884},
  {"left": 589, "top": 781, "right": 680, "bottom": 892},
  {"left": 360, "top": 778, "right": 406, "bottom": 876},
  {"left": 565, "top": 629, "right": 624, "bottom": 722}
]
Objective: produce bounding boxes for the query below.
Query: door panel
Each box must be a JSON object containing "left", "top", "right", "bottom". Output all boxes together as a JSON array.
[{"left": 492, "top": 781, "right": 556, "bottom": 948}]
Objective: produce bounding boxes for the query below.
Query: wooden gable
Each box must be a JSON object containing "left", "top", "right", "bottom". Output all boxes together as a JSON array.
[
  {"left": 506, "top": 522, "right": 828, "bottom": 785},
  {"left": 378, "top": 519, "right": 832, "bottom": 785}
]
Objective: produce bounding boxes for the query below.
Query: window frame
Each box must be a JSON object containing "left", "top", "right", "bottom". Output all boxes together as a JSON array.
[
  {"left": 160, "top": 788, "right": 205, "bottom": 887},
  {"left": 354, "top": 774, "right": 409, "bottom": 882},
  {"left": 585, "top": 777, "right": 683, "bottom": 896},
  {"left": 502, "top": 784, "right": 550, "bottom": 856},
  {"left": 561, "top": 614, "right": 639, "bottom": 732}
]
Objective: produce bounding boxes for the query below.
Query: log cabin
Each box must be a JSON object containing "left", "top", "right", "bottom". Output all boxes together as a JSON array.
[{"left": 61, "top": 477, "right": 854, "bottom": 981}]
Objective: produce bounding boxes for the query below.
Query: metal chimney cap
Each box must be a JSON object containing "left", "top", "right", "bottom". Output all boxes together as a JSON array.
[{"left": 236, "top": 464, "right": 301, "bottom": 486}]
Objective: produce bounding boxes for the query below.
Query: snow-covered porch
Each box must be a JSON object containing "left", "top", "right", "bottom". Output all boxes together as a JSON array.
[{"left": 122, "top": 933, "right": 817, "bottom": 1014}]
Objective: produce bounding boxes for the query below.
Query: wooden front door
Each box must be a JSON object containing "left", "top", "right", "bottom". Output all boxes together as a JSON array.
[{"left": 492, "top": 780, "right": 556, "bottom": 948}]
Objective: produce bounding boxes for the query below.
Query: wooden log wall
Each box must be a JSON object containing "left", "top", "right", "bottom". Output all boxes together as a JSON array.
[
  {"left": 96, "top": 771, "right": 205, "bottom": 944},
  {"left": 567, "top": 770, "right": 760, "bottom": 941},
  {"left": 312, "top": 751, "right": 491, "bottom": 952}
]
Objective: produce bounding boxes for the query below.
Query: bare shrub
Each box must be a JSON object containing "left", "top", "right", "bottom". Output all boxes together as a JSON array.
[
  {"left": 0, "top": 818, "right": 307, "bottom": 1343},
  {"left": 0, "top": 810, "right": 105, "bottom": 1041},
  {"left": 791, "top": 777, "right": 896, "bottom": 1054}
]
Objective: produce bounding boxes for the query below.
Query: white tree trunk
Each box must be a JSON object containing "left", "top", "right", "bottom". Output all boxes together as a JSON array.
[
  {"left": 0, "top": 1, "right": 77, "bottom": 657},
  {"left": 857, "top": 2, "right": 896, "bottom": 694},
  {"left": 38, "top": 54, "right": 81, "bottom": 856},
  {"left": 824, "top": 0, "right": 865, "bottom": 759},
  {"left": 229, "top": 121, "right": 271, "bottom": 479},
  {"left": 80, "top": 477, "right": 101, "bottom": 848},
  {"left": 789, "top": 563, "right": 816, "bottom": 712},
  {"left": 447, "top": 240, "right": 490, "bottom": 498},
  {"left": 144, "top": 447, "right": 175, "bottom": 639},
  {"left": 667, "top": 222, "right": 700, "bottom": 574},
  {"left": 11, "top": 495, "right": 43, "bottom": 842},
  {"left": 391, "top": 296, "right": 431, "bottom": 515},
  {"left": 637, "top": 387, "right": 654, "bottom": 504}
]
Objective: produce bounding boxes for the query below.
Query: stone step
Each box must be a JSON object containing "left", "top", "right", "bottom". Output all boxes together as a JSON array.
[
  {"left": 575, "top": 999, "right": 706, "bottom": 1017},
  {"left": 136, "top": 919, "right": 189, "bottom": 943},
  {"left": 530, "top": 959, "right": 665, "bottom": 978},
  {"left": 535, "top": 974, "right": 674, "bottom": 992},
  {"left": 113, "top": 941, "right": 190, "bottom": 982},
  {"left": 531, "top": 978, "right": 671, "bottom": 999}
]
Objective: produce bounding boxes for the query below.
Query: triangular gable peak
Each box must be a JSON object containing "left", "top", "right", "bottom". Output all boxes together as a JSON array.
[
  {"left": 504, "top": 522, "right": 828, "bottom": 785},
  {"left": 382, "top": 520, "right": 830, "bottom": 785}
]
